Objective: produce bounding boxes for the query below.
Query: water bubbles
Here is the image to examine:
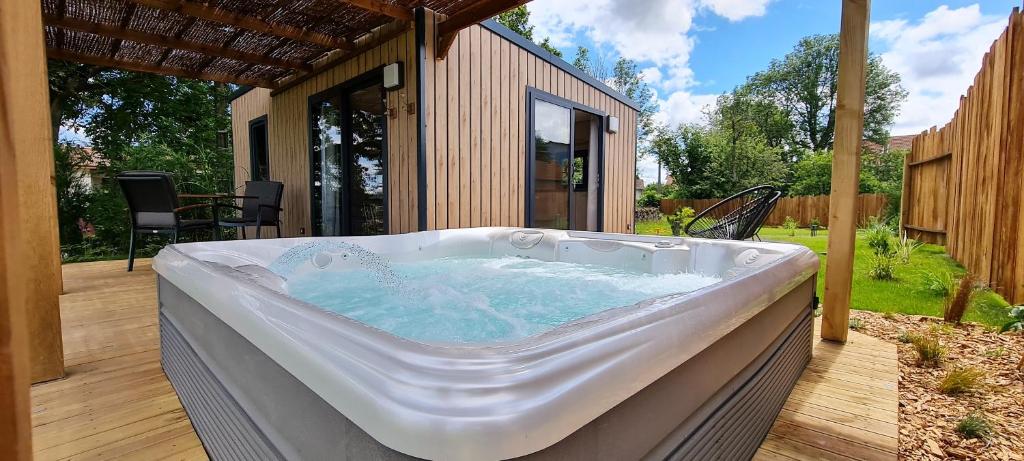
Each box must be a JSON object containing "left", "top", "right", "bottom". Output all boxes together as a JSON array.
[{"left": 267, "top": 241, "right": 408, "bottom": 294}]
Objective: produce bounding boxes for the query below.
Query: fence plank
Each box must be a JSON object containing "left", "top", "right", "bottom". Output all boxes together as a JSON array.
[
  {"left": 659, "top": 193, "right": 887, "bottom": 228},
  {"left": 902, "top": 7, "right": 1024, "bottom": 303}
]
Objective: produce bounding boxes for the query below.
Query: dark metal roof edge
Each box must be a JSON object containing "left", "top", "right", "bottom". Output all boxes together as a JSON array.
[
  {"left": 229, "top": 85, "right": 254, "bottom": 102},
  {"left": 479, "top": 19, "right": 640, "bottom": 112}
]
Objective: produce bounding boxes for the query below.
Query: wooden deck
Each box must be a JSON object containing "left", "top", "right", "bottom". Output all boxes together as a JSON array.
[{"left": 32, "top": 259, "right": 898, "bottom": 460}]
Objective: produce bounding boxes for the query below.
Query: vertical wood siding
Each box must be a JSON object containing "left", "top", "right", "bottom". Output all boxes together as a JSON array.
[
  {"left": 901, "top": 8, "right": 1024, "bottom": 302},
  {"left": 230, "top": 23, "right": 419, "bottom": 237},
  {"left": 231, "top": 12, "right": 639, "bottom": 237},
  {"left": 421, "top": 11, "right": 639, "bottom": 233}
]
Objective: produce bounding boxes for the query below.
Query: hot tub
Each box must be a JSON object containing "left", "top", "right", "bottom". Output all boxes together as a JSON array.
[{"left": 153, "top": 228, "right": 819, "bottom": 461}]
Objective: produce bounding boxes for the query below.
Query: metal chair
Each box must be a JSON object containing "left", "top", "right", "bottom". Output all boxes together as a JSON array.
[
  {"left": 217, "top": 181, "right": 284, "bottom": 239},
  {"left": 684, "top": 185, "right": 782, "bottom": 240},
  {"left": 117, "top": 171, "right": 215, "bottom": 271}
]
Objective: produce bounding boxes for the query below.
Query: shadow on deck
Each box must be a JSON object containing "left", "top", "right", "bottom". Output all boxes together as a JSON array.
[{"left": 31, "top": 260, "right": 897, "bottom": 460}]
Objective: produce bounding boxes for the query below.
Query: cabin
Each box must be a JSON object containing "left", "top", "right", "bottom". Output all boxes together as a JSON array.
[{"left": 229, "top": 14, "right": 640, "bottom": 238}]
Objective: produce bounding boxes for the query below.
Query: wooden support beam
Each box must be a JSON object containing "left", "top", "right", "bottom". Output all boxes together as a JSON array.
[
  {"left": 47, "top": 48, "right": 277, "bottom": 88},
  {"left": 46, "top": 14, "right": 314, "bottom": 71},
  {"left": 822, "top": 0, "right": 871, "bottom": 343},
  {"left": 0, "top": 0, "right": 44, "bottom": 454},
  {"left": 436, "top": 0, "right": 529, "bottom": 58},
  {"left": 128, "top": 0, "right": 353, "bottom": 51},
  {"left": 342, "top": 0, "right": 414, "bottom": 20}
]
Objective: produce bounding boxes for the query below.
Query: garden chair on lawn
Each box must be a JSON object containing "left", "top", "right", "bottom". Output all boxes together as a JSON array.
[
  {"left": 683, "top": 185, "right": 782, "bottom": 240},
  {"left": 117, "top": 171, "right": 216, "bottom": 272}
]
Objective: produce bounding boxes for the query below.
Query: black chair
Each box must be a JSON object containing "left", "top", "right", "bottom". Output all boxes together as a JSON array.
[
  {"left": 684, "top": 185, "right": 782, "bottom": 240},
  {"left": 217, "top": 181, "right": 284, "bottom": 239},
  {"left": 117, "top": 171, "right": 215, "bottom": 271}
]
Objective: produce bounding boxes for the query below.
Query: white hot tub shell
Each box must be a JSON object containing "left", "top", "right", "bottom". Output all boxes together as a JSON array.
[{"left": 153, "top": 228, "right": 819, "bottom": 460}]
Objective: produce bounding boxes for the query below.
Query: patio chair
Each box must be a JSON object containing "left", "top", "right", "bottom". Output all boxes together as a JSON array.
[
  {"left": 217, "top": 181, "right": 284, "bottom": 239},
  {"left": 684, "top": 185, "right": 782, "bottom": 240},
  {"left": 117, "top": 171, "right": 215, "bottom": 272}
]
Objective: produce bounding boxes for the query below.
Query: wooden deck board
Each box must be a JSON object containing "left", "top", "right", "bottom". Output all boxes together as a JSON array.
[{"left": 33, "top": 259, "right": 898, "bottom": 460}]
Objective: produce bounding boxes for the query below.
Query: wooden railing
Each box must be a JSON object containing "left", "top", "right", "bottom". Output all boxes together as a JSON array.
[
  {"left": 900, "top": 7, "right": 1024, "bottom": 303},
  {"left": 660, "top": 193, "right": 887, "bottom": 228}
]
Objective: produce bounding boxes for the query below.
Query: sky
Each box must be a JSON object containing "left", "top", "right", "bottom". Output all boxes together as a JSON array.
[{"left": 525, "top": 0, "right": 1020, "bottom": 183}]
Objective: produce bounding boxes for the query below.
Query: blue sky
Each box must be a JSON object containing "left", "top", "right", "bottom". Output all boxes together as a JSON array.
[{"left": 527, "top": 0, "right": 1019, "bottom": 181}]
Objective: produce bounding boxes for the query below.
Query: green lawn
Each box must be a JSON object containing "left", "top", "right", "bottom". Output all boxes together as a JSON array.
[{"left": 636, "top": 219, "right": 1013, "bottom": 327}]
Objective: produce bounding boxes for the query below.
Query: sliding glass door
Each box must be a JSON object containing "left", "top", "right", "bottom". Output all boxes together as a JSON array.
[
  {"left": 309, "top": 75, "right": 387, "bottom": 236},
  {"left": 528, "top": 90, "right": 603, "bottom": 231}
]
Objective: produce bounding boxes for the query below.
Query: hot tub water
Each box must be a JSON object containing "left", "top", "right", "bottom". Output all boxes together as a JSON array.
[{"left": 271, "top": 244, "right": 721, "bottom": 343}]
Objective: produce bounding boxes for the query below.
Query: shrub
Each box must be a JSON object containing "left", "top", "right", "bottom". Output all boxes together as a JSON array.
[
  {"left": 864, "top": 219, "right": 895, "bottom": 257},
  {"left": 1001, "top": 306, "right": 1024, "bottom": 333},
  {"left": 881, "top": 311, "right": 896, "bottom": 320},
  {"left": 782, "top": 216, "right": 798, "bottom": 236},
  {"left": 637, "top": 189, "right": 663, "bottom": 208},
  {"left": 666, "top": 207, "right": 695, "bottom": 225},
  {"left": 924, "top": 271, "right": 957, "bottom": 298},
  {"left": 869, "top": 253, "right": 898, "bottom": 280},
  {"left": 809, "top": 217, "right": 821, "bottom": 228},
  {"left": 943, "top": 273, "right": 979, "bottom": 325},
  {"left": 910, "top": 334, "right": 944, "bottom": 367},
  {"left": 939, "top": 367, "right": 985, "bottom": 395},
  {"left": 894, "top": 232, "right": 923, "bottom": 264},
  {"left": 897, "top": 331, "right": 913, "bottom": 343},
  {"left": 848, "top": 318, "right": 863, "bottom": 331},
  {"left": 955, "top": 412, "right": 993, "bottom": 440}
]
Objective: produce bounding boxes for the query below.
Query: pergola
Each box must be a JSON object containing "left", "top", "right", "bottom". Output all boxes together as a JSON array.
[{"left": 0, "top": 0, "right": 871, "bottom": 458}]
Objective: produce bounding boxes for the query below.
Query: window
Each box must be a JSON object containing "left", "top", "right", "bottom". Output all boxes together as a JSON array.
[
  {"left": 249, "top": 116, "right": 270, "bottom": 181},
  {"left": 527, "top": 89, "right": 603, "bottom": 231}
]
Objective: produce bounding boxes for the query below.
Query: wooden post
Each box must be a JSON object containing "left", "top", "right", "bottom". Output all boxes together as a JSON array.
[
  {"left": 2, "top": 0, "right": 66, "bottom": 383},
  {"left": 1, "top": 0, "right": 57, "bottom": 455},
  {"left": 822, "top": 0, "right": 871, "bottom": 343}
]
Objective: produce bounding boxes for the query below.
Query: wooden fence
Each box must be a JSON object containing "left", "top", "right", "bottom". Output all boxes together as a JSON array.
[
  {"left": 660, "top": 193, "right": 887, "bottom": 228},
  {"left": 901, "top": 7, "right": 1024, "bottom": 303}
]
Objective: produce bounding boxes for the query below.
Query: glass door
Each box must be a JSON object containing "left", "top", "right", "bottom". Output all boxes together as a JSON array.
[
  {"left": 310, "top": 77, "right": 387, "bottom": 236},
  {"left": 528, "top": 93, "right": 603, "bottom": 231}
]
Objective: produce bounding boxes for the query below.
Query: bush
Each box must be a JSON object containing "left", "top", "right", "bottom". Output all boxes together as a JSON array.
[
  {"left": 894, "top": 232, "right": 922, "bottom": 264},
  {"left": 1001, "top": 306, "right": 1024, "bottom": 333},
  {"left": 943, "top": 274, "right": 979, "bottom": 325},
  {"left": 897, "top": 331, "right": 913, "bottom": 343},
  {"left": 864, "top": 218, "right": 895, "bottom": 257},
  {"left": 782, "top": 216, "right": 797, "bottom": 236},
  {"left": 848, "top": 318, "right": 863, "bottom": 330},
  {"left": 869, "top": 253, "right": 897, "bottom": 281},
  {"left": 909, "top": 334, "right": 944, "bottom": 367},
  {"left": 637, "top": 189, "right": 663, "bottom": 208},
  {"left": 939, "top": 367, "right": 985, "bottom": 395},
  {"left": 955, "top": 412, "right": 993, "bottom": 440},
  {"left": 666, "top": 207, "right": 695, "bottom": 225},
  {"left": 924, "top": 271, "right": 957, "bottom": 298}
]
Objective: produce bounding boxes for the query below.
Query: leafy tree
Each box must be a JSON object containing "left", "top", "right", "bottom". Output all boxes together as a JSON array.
[
  {"left": 610, "top": 58, "right": 659, "bottom": 153},
  {"left": 789, "top": 150, "right": 884, "bottom": 196},
  {"left": 495, "top": 6, "right": 562, "bottom": 57},
  {"left": 745, "top": 34, "right": 907, "bottom": 151}
]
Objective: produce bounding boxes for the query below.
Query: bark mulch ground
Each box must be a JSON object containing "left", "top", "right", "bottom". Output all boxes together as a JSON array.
[{"left": 847, "top": 311, "right": 1023, "bottom": 461}]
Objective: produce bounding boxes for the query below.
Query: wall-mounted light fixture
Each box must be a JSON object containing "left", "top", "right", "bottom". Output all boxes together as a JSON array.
[
  {"left": 607, "top": 116, "right": 620, "bottom": 134},
  {"left": 383, "top": 62, "right": 404, "bottom": 90}
]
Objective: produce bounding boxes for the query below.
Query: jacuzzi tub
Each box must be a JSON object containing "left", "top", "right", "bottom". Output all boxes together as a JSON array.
[{"left": 153, "top": 228, "right": 819, "bottom": 461}]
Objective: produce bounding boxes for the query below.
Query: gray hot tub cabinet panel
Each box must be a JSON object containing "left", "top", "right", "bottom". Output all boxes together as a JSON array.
[{"left": 159, "top": 276, "right": 814, "bottom": 461}]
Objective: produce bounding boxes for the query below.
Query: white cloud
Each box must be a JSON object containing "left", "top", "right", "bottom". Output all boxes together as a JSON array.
[
  {"left": 528, "top": 0, "right": 769, "bottom": 182},
  {"left": 698, "top": 0, "right": 774, "bottom": 22},
  {"left": 872, "top": 4, "right": 1007, "bottom": 134}
]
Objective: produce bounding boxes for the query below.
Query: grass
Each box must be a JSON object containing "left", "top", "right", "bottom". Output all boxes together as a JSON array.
[
  {"left": 635, "top": 219, "right": 1014, "bottom": 327},
  {"left": 910, "top": 334, "right": 945, "bottom": 367},
  {"left": 956, "top": 412, "right": 994, "bottom": 440},
  {"left": 938, "top": 367, "right": 985, "bottom": 395}
]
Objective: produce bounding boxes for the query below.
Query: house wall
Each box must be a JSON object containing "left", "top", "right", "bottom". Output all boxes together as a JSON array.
[
  {"left": 230, "top": 22, "right": 419, "bottom": 237},
  {"left": 421, "top": 13, "right": 639, "bottom": 233},
  {"left": 230, "top": 10, "right": 638, "bottom": 236}
]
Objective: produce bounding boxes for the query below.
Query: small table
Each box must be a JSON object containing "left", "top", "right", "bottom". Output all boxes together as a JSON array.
[{"left": 179, "top": 193, "right": 258, "bottom": 240}]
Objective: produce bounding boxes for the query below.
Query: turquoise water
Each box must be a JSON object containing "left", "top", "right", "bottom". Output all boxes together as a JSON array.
[{"left": 284, "top": 256, "right": 721, "bottom": 344}]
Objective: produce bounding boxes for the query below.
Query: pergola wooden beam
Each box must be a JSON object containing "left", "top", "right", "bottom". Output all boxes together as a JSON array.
[
  {"left": 128, "top": 0, "right": 353, "bottom": 51},
  {"left": 822, "top": 0, "right": 871, "bottom": 343},
  {"left": 47, "top": 48, "right": 276, "bottom": 88},
  {"left": 436, "top": 0, "right": 530, "bottom": 58},
  {"left": 45, "top": 15, "right": 314, "bottom": 71},
  {"left": 342, "top": 0, "right": 414, "bottom": 21}
]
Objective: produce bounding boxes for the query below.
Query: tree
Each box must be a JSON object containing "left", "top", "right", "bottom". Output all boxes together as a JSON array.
[
  {"left": 789, "top": 150, "right": 884, "bottom": 196},
  {"left": 610, "top": 58, "right": 659, "bottom": 152},
  {"left": 495, "top": 6, "right": 562, "bottom": 57},
  {"left": 745, "top": 34, "right": 907, "bottom": 151}
]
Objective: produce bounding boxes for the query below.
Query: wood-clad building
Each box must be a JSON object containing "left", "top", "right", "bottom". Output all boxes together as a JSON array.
[{"left": 230, "top": 12, "right": 639, "bottom": 237}]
